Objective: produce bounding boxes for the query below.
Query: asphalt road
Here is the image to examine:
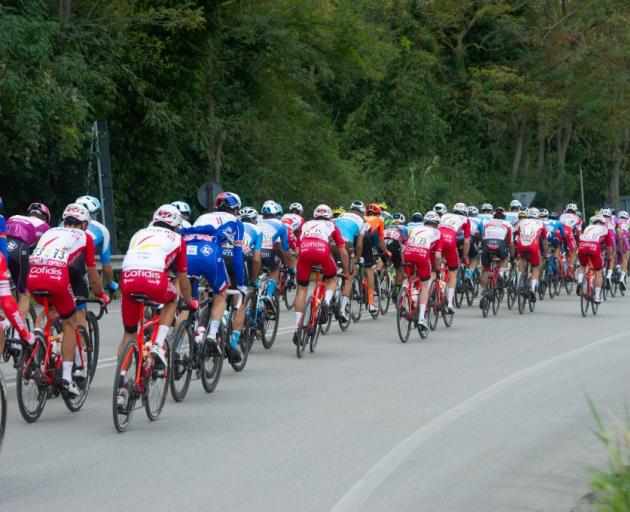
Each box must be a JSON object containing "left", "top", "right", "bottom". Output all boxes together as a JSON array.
[{"left": 1, "top": 289, "right": 629, "bottom": 512}]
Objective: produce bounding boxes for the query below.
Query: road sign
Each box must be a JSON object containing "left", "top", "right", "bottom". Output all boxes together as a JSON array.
[
  {"left": 512, "top": 191, "right": 536, "bottom": 207},
  {"left": 197, "top": 181, "right": 223, "bottom": 210}
]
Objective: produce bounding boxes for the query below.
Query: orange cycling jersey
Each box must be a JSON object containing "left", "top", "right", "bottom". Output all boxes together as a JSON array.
[{"left": 364, "top": 215, "right": 384, "bottom": 243}]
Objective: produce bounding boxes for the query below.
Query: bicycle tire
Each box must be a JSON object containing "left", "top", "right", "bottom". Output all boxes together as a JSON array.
[
  {"left": 564, "top": 276, "right": 574, "bottom": 295},
  {"left": 369, "top": 278, "right": 381, "bottom": 319},
  {"left": 396, "top": 288, "right": 412, "bottom": 343},
  {"left": 350, "top": 276, "right": 362, "bottom": 323},
  {"left": 538, "top": 270, "right": 547, "bottom": 301},
  {"left": 0, "top": 370, "right": 5, "bottom": 451},
  {"left": 86, "top": 310, "right": 100, "bottom": 377},
  {"left": 465, "top": 280, "right": 474, "bottom": 306},
  {"left": 112, "top": 338, "right": 139, "bottom": 433},
  {"left": 492, "top": 289, "right": 500, "bottom": 315},
  {"left": 200, "top": 328, "right": 223, "bottom": 393},
  {"left": 517, "top": 275, "right": 527, "bottom": 314},
  {"left": 379, "top": 271, "right": 391, "bottom": 315},
  {"left": 297, "top": 300, "right": 313, "bottom": 358},
  {"left": 442, "top": 305, "right": 454, "bottom": 327},
  {"left": 592, "top": 297, "right": 599, "bottom": 314},
  {"left": 427, "top": 282, "right": 439, "bottom": 331},
  {"left": 480, "top": 290, "right": 490, "bottom": 318},
  {"left": 283, "top": 280, "right": 296, "bottom": 310},
  {"left": 580, "top": 290, "right": 589, "bottom": 317},
  {"left": 454, "top": 283, "right": 463, "bottom": 309},
  {"left": 145, "top": 339, "right": 169, "bottom": 421},
  {"left": 528, "top": 292, "right": 535, "bottom": 312},
  {"left": 319, "top": 301, "right": 333, "bottom": 336},
  {"left": 169, "top": 321, "right": 193, "bottom": 401},
  {"left": 609, "top": 277, "right": 617, "bottom": 298},
  {"left": 16, "top": 334, "right": 47, "bottom": 423},
  {"left": 261, "top": 293, "right": 279, "bottom": 349},
  {"left": 63, "top": 326, "right": 92, "bottom": 412},
  {"left": 337, "top": 291, "right": 351, "bottom": 332},
  {"left": 620, "top": 274, "right": 627, "bottom": 296}
]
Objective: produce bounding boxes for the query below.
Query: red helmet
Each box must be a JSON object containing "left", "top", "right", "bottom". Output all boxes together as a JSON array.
[
  {"left": 27, "top": 202, "right": 51, "bottom": 224},
  {"left": 366, "top": 203, "right": 381, "bottom": 215}
]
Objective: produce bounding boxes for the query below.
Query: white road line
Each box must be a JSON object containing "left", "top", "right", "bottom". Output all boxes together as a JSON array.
[{"left": 329, "top": 328, "right": 630, "bottom": 512}]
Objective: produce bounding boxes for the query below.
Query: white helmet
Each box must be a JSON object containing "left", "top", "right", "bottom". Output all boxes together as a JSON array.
[
  {"left": 350, "top": 200, "right": 365, "bottom": 214},
  {"left": 509, "top": 199, "right": 522, "bottom": 210},
  {"left": 527, "top": 207, "right": 539, "bottom": 219},
  {"left": 481, "top": 203, "right": 493, "bottom": 212},
  {"left": 313, "top": 204, "right": 332, "bottom": 220},
  {"left": 424, "top": 211, "right": 440, "bottom": 225},
  {"left": 289, "top": 202, "right": 303, "bottom": 214},
  {"left": 261, "top": 200, "right": 282, "bottom": 217},
  {"left": 453, "top": 202, "right": 467, "bottom": 215},
  {"left": 62, "top": 203, "right": 90, "bottom": 223},
  {"left": 592, "top": 215, "right": 606, "bottom": 225},
  {"left": 565, "top": 203, "right": 578, "bottom": 213},
  {"left": 600, "top": 208, "right": 612, "bottom": 217},
  {"left": 171, "top": 201, "right": 192, "bottom": 219},
  {"left": 76, "top": 195, "right": 100, "bottom": 218},
  {"left": 239, "top": 206, "right": 259, "bottom": 222},
  {"left": 152, "top": 204, "right": 182, "bottom": 229},
  {"left": 618, "top": 210, "right": 629, "bottom": 219},
  {"left": 433, "top": 203, "right": 447, "bottom": 216}
]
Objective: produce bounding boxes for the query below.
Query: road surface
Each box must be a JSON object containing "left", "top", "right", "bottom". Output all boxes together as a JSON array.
[{"left": 1, "top": 291, "right": 628, "bottom": 511}]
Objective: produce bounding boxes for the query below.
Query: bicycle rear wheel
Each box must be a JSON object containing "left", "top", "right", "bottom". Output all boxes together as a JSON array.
[
  {"left": 0, "top": 371, "right": 6, "bottom": 450},
  {"left": 200, "top": 328, "right": 224, "bottom": 393},
  {"left": 261, "top": 293, "right": 279, "bottom": 349},
  {"left": 16, "top": 334, "right": 47, "bottom": 423},
  {"left": 517, "top": 276, "right": 527, "bottom": 315},
  {"left": 480, "top": 289, "right": 491, "bottom": 318},
  {"left": 442, "top": 304, "right": 454, "bottom": 327},
  {"left": 319, "top": 300, "right": 333, "bottom": 336},
  {"left": 169, "top": 321, "right": 193, "bottom": 401},
  {"left": 580, "top": 291, "right": 589, "bottom": 317},
  {"left": 64, "top": 326, "right": 92, "bottom": 412},
  {"left": 297, "top": 299, "right": 313, "bottom": 358},
  {"left": 370, "top": 279, "right": 381, "bottom": 319},
  {"left": 379, "top": 271, "right": 391, "bottom": 315},
  {"left": 350, "top": 276, "right": 362, "bottom": 323},
  {"left": 427, "top": 283, "right": 439, "bottom": 331},
  {"left": 465, "top": 280, "right": 474, "bottom": 306},
  {"left": 337, "top": 289, "right": 351, "bottom": 332},
  {"left": 86, "top": 310, "right": 100, "bottom": 377},
  {"left": 112, "top": 338, "right": 139, "bottom": 433},
  {"left": 145, "top": 340, "right": 169, "bottom": 421},
  {"left": 283, "top": 279, "right": 296, "bottom": 310},
  {"left": 396, "top": 288, "right": 412, "bottom": 343}
]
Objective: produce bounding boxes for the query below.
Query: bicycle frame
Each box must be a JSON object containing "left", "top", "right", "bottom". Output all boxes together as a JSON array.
[
  {"left": 308, "top": 271, "right": 327, "bottom": 332},
  {"left": 124, "top": 301, "right": 161, "bottom": 393},
  {"left": 402, "top": 265, "right": 421, "bottom": 317}
]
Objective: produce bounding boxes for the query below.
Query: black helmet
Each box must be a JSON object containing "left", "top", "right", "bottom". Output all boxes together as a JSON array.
[{"left": 411, "top": 212, "right": 423, "bottom": 223}]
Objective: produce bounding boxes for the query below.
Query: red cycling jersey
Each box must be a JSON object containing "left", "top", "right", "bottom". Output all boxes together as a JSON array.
[
  {"left": 578, "top": 224, "right": 613, "bottom": 271},
  {"left": 404, "top": 225, "right": 443, "bottom": 280}
]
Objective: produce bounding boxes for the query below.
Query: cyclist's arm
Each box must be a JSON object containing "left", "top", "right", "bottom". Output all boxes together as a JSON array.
[
  {"left": 355, "top": 233, "right": 364, "bottom": 259},
  {"left": 176, "top": 239, "right": 193, "bottom": 304},
  {"left": 85, "top": 237, "right": 105, "bottom": 296},
  {"left": 332, "top": 226, "right": 349, "bottom": 275},
  {"left": 251, "top": 250, "right": 262, "bottom": 282},
  {"left": 231, "top": 221, "right": 245, "bottom": 288}
]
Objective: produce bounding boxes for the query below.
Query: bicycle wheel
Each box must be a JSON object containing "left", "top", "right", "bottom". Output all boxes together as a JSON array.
[
  {"left": 0, "top": 370, "right": 5, "bottom": 451},
  {"left": 517, "top": 276, "right": 527, "bottom": 315},
  {"left": 427, "top": 283, "right": 439, "bottom": 331},
  {"left": 169, "top": 321, "right": 193, "bottom": 401},
  {"left": 297, "top": 299, "right": 313, "bottom": 358},
  {"left": 283, "top": 279, "right": 296, "bottom": 310},
  {"left": 337, "top": 290, "right": 351, "bottom": 332},
  {"left": 465, "top": 280, "right": 474, "bottom": 306},
  {"left": 86, "top": 310, "right": 100, "bottom": 377},
  {"left": 620, "top": 273, "right": 627, "bottom": 296},
  {"left": 538, "top": 270, "right": 547, "bottom": 301},
  {"left": 112, "top": 338, "right": 139, "bottom": 433},
  {"left": 580, "top": 289, "right": 589, "bottom": 317},
  {"left": 200, "top": 328, "right": 224, "bottom": 393},
  {"left": 64, "top": 326, "right": 92, "bottom": 412},
  {"left": 319, "top": 300, "right": 333, "bottom": 336},
  {"left": 370, "top": 279, "right": 381, "bottom": 319},
  {"left": 528, "top": 290, "right": 536, "bottom": 312},
  {"left": 396, "top": 288, "right": 412, "bottom": 343},
  {"left": 609, "top": 276, "right": 617, "bottom": 298},
  {"left": 492, "top": 288, "right": 500, "bottom": 315},
  {"left": 261, "top": 293, "right": 279, "bottom": 349},
  {"left": 507, "top": 270, "right": 517, "bottom": 310},
  {"left": 350, "top": 276, "right": 362, "bottom": 323},
  {"left": 145, "top": 340, "right": 169, "bottom": 421},
  {"left": 16, "top": 334, "right": 47, "bottom": 423},
  {"left": 480, "top": 289, "right": 491, "bottom": 318},
  {"left": 379, "top": 271, "right": 391, "bottom": 315},
  {"left": 564, "top": 273, "right": 574, "bottom": 295},
  {"left": 454, "top": 281, "right": 463, "bottom": 309}
]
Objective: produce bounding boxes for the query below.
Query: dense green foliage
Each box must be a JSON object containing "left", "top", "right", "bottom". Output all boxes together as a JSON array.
[{"left": 1, "top": 0, "right": 628, "bottom": 243}]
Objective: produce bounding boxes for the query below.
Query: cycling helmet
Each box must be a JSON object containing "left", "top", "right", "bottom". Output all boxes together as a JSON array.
[
  {"left": 378, "top": 202, "right": 388, "bottom": 211},
  {"left": 152, "top": 204, "right": 181, "bottom": 229},
  {"left": 480, "top": 203, "right": 493, "bottom": 213},
  {"left": 577, "top": 211, "right": 582, "bottom": 218},
  {"left": 27, "top": 202, "right": 51, "bottom": 224},
  {"left": 411, "top": 212, "right": 423, "bottom": 223},
  {"left": 509, "top": 199, "right": 522, "bottom": 211},
  {"left": 350, "top": 200, "right": 365, "bottom": 214},
  {"left": 518, "top": 209, "right": 527, "bottom": 219},
  {"left": 453, "top": 202, "right": 467, "bottom": 215},
  {"left": 171, "top": 201, "right": 192, "bottom": 219},
  {"left": 618, "top": 210, "right": 629, "bottom": 219},
  {"left": 549, "top": 211, "right": 559, "bottom": 220},
  {"left": 366, "top": 203, "right": 381, "bottom": 215},
  {"left": 381, "top": 211, "right": 392, "bottom": 226},
  {"left": 433, "top": 203, "right": 447, "bottom": 216},
  {"left": 239, "top": 206, "right": 258, "bottom": 223},
  {"left": 592, "top": 215, "right": 606, "bottom": 225},
  {"left": 601, "top": 207, "right": 612, "bottom": 218},
  {"left": 333, "top": 206, "right": 346, "bottom": 218},
  {"left": 261, "top": 200, "right": 282, "bottom": 217},
  {"left": 313, "top": 204, "right": 332, "bottom": 220},
  {"left": 62, "top": 203, "right": 90, "bottom": 224},
  {"left": 76, "top": 195, "right": 101, "bottom": 218},
  {"left": 539, "top": 208, "right": 549, "bottom": 218},
  {"left": 527, "top": 207, "right": 540, "bottom": 219},
  {"left": 467, "top": 205, "right": 479, "bottom": 217},
  {"left": 494, "top": 207, "right": 506, "bottom": 219},
  {"left": 424, "top": 211, "right": 440, "bottom": 225},
  {"left": 214, "top": 192, "right": 242, "bottom": 211},
  {"left": 565, "top": 203, "right": 578, "bottom": 213},
  {"left": 289, "top": 202, "right": 303, "bottom": 214},
  {"left": 392, "top": 213, "right": 406, "bottom": 225}
]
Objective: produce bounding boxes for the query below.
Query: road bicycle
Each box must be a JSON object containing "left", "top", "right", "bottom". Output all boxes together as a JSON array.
[
  {"left": 375, "top": 259, "right": 392, "bottom": 315},
  {"left": 427, "top": 265, "right": 453, "bottom": 330},
  {"left": 579, "top": 261, "right": 600, "bottom": 317},
  {"left": 319, "top": 271, "right": 351, "bottom": 334},
  {"left": 277, "top": 265, "right": 297, "bottom": 310},
  {"left": 454, "top": 263, "right": 474, "bottom": 308},
  {"left": 16, "top": 293, "right": 94, "bottom": 423},
  {"left": 84, "top": 299, "right": 107, "bottom": 377},
  {"left": 506, "top": 261, "right": 518, "bottom": 310},
  {"left": 396, "top": 263, "right": 428, "bottom": 342},
  {"left": 479, "top": 259, "right": 505, "bottom": 318},
  {"left": 256, "top": 272, "right": 280, "bottom": 349},
  {"left": 112, "top": 294, "right": 170, "bottom": 432},
  {"left": 517, "top": 260, "right": 535, "bottom": 314},
  {"left": 295, "top": 266, "right": 328, "bottom": 358},
  {"left": 350, "top": 263, "right": 380, "bottom": 322}
]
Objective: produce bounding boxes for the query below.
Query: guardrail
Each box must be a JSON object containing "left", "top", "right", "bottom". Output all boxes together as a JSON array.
[{"left": 97, "top": 255, "right": 124, "bottom": 271}]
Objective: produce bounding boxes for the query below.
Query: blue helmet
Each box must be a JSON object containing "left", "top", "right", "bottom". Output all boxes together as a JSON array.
[
  {"left": 76, "top": 195, "right": 101, "bottom": 219},
  {"left": 261, "top": 200, "right": 283, "bottom": 217},
  {"left": 171, "top": 201, "right": 192, "bottom": 219},
  {"left": 214, "top": 192, "right": 242, "bottom": 212}
]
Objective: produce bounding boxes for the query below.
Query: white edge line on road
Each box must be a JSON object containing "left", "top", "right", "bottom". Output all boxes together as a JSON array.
[{"left": 329, "top": 328, "right": 630, "bottom": 512}]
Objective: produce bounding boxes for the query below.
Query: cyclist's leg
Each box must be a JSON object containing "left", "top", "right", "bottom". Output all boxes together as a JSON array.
[
  {"left": 441, "top": 233, "right": 458, "bottom": 308},
  {"left": 529, "top": 243, "right": 542, "bottom": 293},
  {"left": 362, "top": 236, "right": 376, "bottom": 310},
  {"left": 480, "top": 240, "right": 492, "bottom": 288}
]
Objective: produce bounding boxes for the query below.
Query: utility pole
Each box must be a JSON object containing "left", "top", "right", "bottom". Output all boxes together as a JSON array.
[{"left": 579, "top": 167, "right": 586, "bottom": 218}]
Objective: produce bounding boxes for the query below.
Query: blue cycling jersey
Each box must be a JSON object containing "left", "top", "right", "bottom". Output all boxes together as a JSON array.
[
  {"left": 243, "top": 223, "right": 263, "bottom": 255},
  {"left": 258, "top": 218, "right": 290, "bottom": 252},
  {"left": 0, "top": 215, "right": 6, "bottom": 259},
  {"left": 543, "top": 219, "right": 567, "bottom": 242},
  {"left": 86, "top": 220, "right": 111, "bottom": 264},
  {"left": 335, "top": 212, "right": 366, "bottom": 243},
  {"left": 384, "top": 225, "right": 408, "bottom": 242}
]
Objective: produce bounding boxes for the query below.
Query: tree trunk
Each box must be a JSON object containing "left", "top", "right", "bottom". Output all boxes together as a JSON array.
[
  {"left": 537, "top": 121, "right": 545, "bottom": 175},
  {"left": 511, "top": 118, "right": 527, "bottom": 180},
  {"left": 556, "top": 118, "right": 573, "bottom": 201},
  {"left": 610, "top": 127, "right": 630, "bottom": 208},
  {"left": 59, "top": 0, "right": 72, "bottom": 22}
]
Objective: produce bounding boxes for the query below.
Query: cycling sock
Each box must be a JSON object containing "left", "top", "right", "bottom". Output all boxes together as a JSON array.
[
  {"left": 75, "top": 346, "right": 82, "bottom": 366},
  {"left": 446, "top": 287, "right": 454, "bottom": 306},
  {"left": 230, "top": 331, "right": 241, "bottom": 349},
  {"left": 208, "top": 319, "right": 220, "bottom": 340},
  {"left": 530, "top": 279, "right": 538, "bottom": 292},
  {"left": 367, "top": 292, "right": 374, "bottom": 305},
  {"left": 155, "top": 325, "right": 170, "bottom": 346},
  {"left": 62, "top": 361, "right": 73, "bottom": 382},
  {"left": 267, "top": 278, "right": 277, "bottom": 297},
  {"left": 324, "top": 289, "right": 333, "bottom": 305},
  {"left": 577, "top": 273, "right": 584, "bottom": 284},
  {"left": 419, "top": 304, "right": 426, "bottom": 321},
  {"left": 622, "top": 272, "right": 626, "bottom": 281},
  {"left": 295, "top": 312, "right": 303, "bottom": 328},
  {"left": 595, "top": 287, "right": 602, "bottom": 300}
]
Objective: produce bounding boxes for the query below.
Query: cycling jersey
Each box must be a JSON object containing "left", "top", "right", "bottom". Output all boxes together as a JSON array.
[
  {"left": 578, "top": 224, "right": 613, "bottom": 270},
  {"left": 438, "top": 213, "right": 470, "bottom": 269},
  {"left": 296, "top": 220, "right": 344, "bottom": 284},
  {"left": 364, "top": 215, "right": 385, "bottom": 246},
  {"left": 505, "top": 212, "right": 520, "bottom": 228},
  {"left": 335, "top": 212, "right": 367, "bottom": 244},
  {"left": 86, "top": 220, "right": 111, "bottom": 264},
  {"left": 478, "top": 213, "right": 493, "bottom": 226},
  {"left": 616, "top": 218, "right": 630, "bottom": 254},
  {"left": 281, "top": 213, "right": 304, "bottom": 234},
  {"left": 404, "top": 225, "right": 442, "bottom": 280},
  {"left": 258, "top": 218, "right": 290, "bottom": 251},
  {"left": 467, "top": 217, "right": 484, "bottom": 238},
  {"left": 243, "top": 223, "right": 263, "bottom": 257},
  {"left": 543, "top": 219, "right": 567, "bottom": 248},
  {"left": 559, "top": 212, "right": 581, "bottom": 250},
  {"left": 483, "top": 219, "right": 512, "bottom": 242},
  {"left": 481, "top": 220, "right": 512, "bottom": 269},
  {"left": 516, "top": 219, "right": 546, "bottom": 267}
]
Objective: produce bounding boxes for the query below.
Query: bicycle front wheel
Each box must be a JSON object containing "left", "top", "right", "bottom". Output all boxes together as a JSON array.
[
  {"left": 16, "top": 334, "right": 47, "bottom": 423},
  {"left": 427, "top": 282, "right": 439, "bottom": 331},
  {"left": 145, "top": 341, "right": 170, "bottom": 421},
  {"left": 86, "top": 310, "right": 100, "bottom": 377},
  {"left": 396, "top": 288, "right": 412, "bottom": 343},
  {"left": 379, "top": 271, "right": 391, "bottom": 315},
  {"left": 261, "top": 293, "right": 279, "bottom": 349},
  {"left": 0, "top": 370, "right": 6, "bottom": 451},
  {"left": 64, "top": 326, "right": 92, "bottom": 412},
  {"left": 200, "top": 328, "right": 224, "bottom": 393},
  {"left": 297, "top": 299, "right": 313, "bottom": 358},
  {"left": 350, "top": 276, "right": 362, "bottom": 323},
  {"left": 112, "top": 338, "right": 139, "bottom": 433}
]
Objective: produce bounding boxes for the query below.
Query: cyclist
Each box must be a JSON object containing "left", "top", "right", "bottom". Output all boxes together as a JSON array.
[
  {"left": 616, "top": 210, "right": 629, "bottom": 291},
  {"left": 188, "top": 192, "right": 247, "bottom": 362},
  {"left": 28, "top": 203, "right": 108, "bottom": 396},
  {"left": 506, "top": 200, "right": 521, "bottom": 227},
  {"left": 364, "top": 203, "right": 389, "bottom": 314},
  {"left": 258, "top": 200, "right": 294, "bottom": 314},
  {"left": 479, "top": 203, "right": 494, "bottom": 225},
  {"left": 332, "top": 206, "right": 346, "bottom": 219},
  {"left": 479, "top": 207, "right": 514, "bottom": 295},
  {"left": 438, "top": 202, "right": 470, "bottom": 313},
  {"left": 403, "top": 210, "right": 442, "bottom": 329},
  {"left": 171, "top": 201, "right": 193, "bottom": 229},
  {"left": 0, "top": 197, "right": 6, "bottom": 259},
  {"left": 384, "top": 213, "right": 408, "bottom": 300},
  {"left": 119, "top": 205, "right": 195, "bottom": 370},
  {"left": 515, "top": 207, "right": 547, "bottom": 301},
  {"left": 541, "top": 208, "right": 567, "bottom": 278},
  {"left": 286, "top": 202, "right": 306, "bottom": 229},
  {"left": 407, "top": 212, "right": 423, "bottom": 227},
  {"left": 433, "top": 203, "right": 447, "bottom": 217},
  {"left": 6, "top": 202, "right": 51, "bottom": 319},
  {"left": 600, "top": 208, "right": 617, "bottom": 288},
  {"left": 559, "top": 203, "right": 582, "bottom": 279},
  {"left": 334, "top": 201, "right": 367, "bottom": 320},
  {"left": 465, "top": 205, "right": 483, "bottom": 283},
  {"left": 576, "top": 215, "right": 614, "bottom": 303},
  {"left": 293, "top": 205, "right": 349, "bottom": 345}
]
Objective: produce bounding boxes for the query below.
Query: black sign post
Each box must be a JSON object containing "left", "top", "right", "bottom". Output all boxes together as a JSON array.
[{"left": 95, "top": 120, "right": 118, "bottom": 254}]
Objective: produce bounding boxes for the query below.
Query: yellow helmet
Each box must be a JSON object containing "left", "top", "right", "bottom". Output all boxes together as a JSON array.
[
  {"left": 332, "top": 206, "right": 345, "bottom": 218},
  {"left": 378, "top": 202, "right": 388, "bottom": 212}
]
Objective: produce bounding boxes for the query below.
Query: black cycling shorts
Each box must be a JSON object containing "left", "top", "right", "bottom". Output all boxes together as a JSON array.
[
  {"left": 457, "top": 237, "right": 478, "bottom": 260},
  {"left": 7, "top": 237, "right": 29, "bottom": 293},
  {"left": 69, "top": 254, "right": 89, "bottom": 308},
  {"left": 260, "top": 249, "right": 281, "bottom": 271},
  {"left": 481, "top": 239, "right": 509, "bottom": 269},
  {"left": 360, "top": 235, "right": 374, "bottom": 268},
  {"left": 384, "top": 238, "right": 402, "bottom": 269}
]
